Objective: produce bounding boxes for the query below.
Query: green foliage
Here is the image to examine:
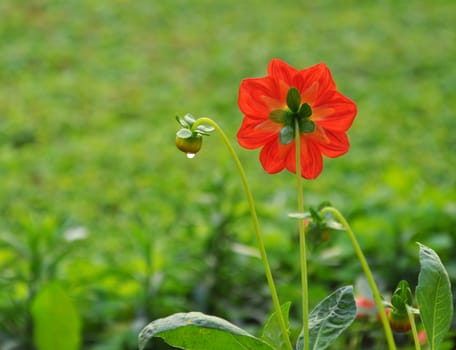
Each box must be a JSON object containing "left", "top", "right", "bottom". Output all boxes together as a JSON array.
[
  {"left": 286, "top": 88, "right": 301, "bottom": 113},
  {"left": 261, "top": 302, "right": 291, "bottom": 350},
  {"left": 416, "top": 243, "right": 453, "bottom": 350},
  {"left": 138, "top": 312, "right": 274, "bottom": 350},
  {"left": 31, "top": 282, "right": 81, "bottom": 350},
  {"left": 296, "top": 286, "right": 357, "bottom": 350},
  {"left": 0, "top": 0, "right": 455, "bottom": 348},
  {"left": 391, "top": 280, "right": 413, "bottom": 315}
]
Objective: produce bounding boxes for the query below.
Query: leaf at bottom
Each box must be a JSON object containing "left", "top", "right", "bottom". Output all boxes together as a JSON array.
[{"left": 139, "top": 312, "right": 274, "bottom": 350}]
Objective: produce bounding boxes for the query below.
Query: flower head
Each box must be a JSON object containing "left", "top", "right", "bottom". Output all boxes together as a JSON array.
[
  {"left": 237, "top": 59, "right": 357, "bottom": 179},
  {"left": 386, "top": 280, "right": 414, "bottom": 333},
  {"left": 175, "top": 114, "right": 214, "bottom": 157}
]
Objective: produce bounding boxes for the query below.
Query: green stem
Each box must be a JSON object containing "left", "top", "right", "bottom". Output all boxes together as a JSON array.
[
  {"left": 319, "top": 206, "right": 397, "bottom": 350},
  {"left": 294, "top": 121, "right": 309, "bottom": 350},
  {"left": 193, "top": 118, "right": 293, "bottom": 350},
  {"left": 407, "top": 306, "right": 421, "bottom": 350}
]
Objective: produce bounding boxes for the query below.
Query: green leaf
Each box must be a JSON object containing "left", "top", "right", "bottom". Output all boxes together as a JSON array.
[
  {"left": 299, "top": 119, "right": 315, "bottom": 133},
  {"left": 296, "top": 286, "right": 356, "bottom": 350},
  {"left": 195, "top": 124, "right": 215, "bottom": 133},
  {"left": 31, "top": 282, "right": 81, "bottom": 350},
  {"left": 269, "top": 109, "right": 290, "bottom": 124},
  {"left": 298, "top": 102, "right": 312, "bottom": 118},
  {"left": 261, "top": 302, "right": 291, "bottom": 350},
  {"left": 139, "top": 312, "right": 275, "bottom": 350},
  {"left": 176, "top": 128, "right": 193, "bottom": 139},
  {"left": 279, "top": 125, "right": 294, "bottom": 145},
  {"left": 391, "top": 280, "right": 413, "bottom": 314},
  {"left": 288, "top": 212, "right": 312, "bottom": 220},
  {"left": 286, "top": 87, "right": 301, "bottom": 113},
  {"left": 183, "top": 113, "right": 196, "bottom": 126},
  {"left": 416, "top": 243, "right": 453, "bottom": 350},
  {"left": 176, "top": 115, "right": 190, "bottom": 128}
]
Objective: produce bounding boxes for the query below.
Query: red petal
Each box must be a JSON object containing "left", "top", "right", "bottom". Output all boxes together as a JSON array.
[
  {"left": 285, "top": 136, "right": 323, "bottom": 179},
  {"left": 312, "top": 91, "right": 357, "bottom": 131},
  {"left": 259, "top": 139, "right": 292, "bottom": 174},
  {"left": 237, "top": 117, "right": 280, "bottom": 149},
  {"left": 238, "top": 78, "right": 273, "bottom": 118},
  {"left": 293, "top": 63, "right": 336, "bottom": 105},
  {"left": 238, "top": 77, "right": 286, "bottom": 118},
  {"left": 309, "top": 127, "right": 350, "bottom": 158},
  {"left": 267, "top": 59, "right": 298, "bottom": 86}
]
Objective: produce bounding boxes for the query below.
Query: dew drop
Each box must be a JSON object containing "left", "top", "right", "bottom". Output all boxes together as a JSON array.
[{"left": 186, "top": 153, "right": 196, "bottom": 159}]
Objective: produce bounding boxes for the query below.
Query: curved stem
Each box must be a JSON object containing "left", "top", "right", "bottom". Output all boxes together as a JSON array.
[
  {"left": 294, "top": 121, "right": 309, "bottom": 350},
  {"left": 407, "top": 306, "right": 421, "bottom": 350},
  {"left": 319, "top": 206, "right": 397, "bottom": 350},
  {"left": 193, "top": 118, "right": 293, "bottom": 350}
]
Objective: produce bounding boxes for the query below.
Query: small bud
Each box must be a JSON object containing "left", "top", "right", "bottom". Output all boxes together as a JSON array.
[
  {"left": 386, "top": 280, "right": 414, "bottom": 332},
  {"left": 175, "top": 114, "right": 214, "bottom": 156},
  {"left": 175, "top": 133, "right": 202, "bottom": 155},
  {"left": 386, "top": 307, "right": 412, "bottom": 332}
]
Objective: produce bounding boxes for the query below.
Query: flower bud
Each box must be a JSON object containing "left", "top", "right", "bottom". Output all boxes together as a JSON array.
[
  {"left": 386, "top": 307, "right": 411, "bottom": 332},
  {"left": 175, "top": 132, "right": 202, "bottom": 155},
  {"left": 386, "top": 280, "right": 414, "bottom": 332},
  {"left": 175, "top": 114, "right": 214, "bottom": 157}
]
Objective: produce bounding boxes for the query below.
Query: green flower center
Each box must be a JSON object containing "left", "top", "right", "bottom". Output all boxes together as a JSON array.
[{"left": 268, "top": 87, "right": 315, "bottom": 145}]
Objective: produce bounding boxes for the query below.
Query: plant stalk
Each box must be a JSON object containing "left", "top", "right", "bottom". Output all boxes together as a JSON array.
[
  {"left": 294, "top": 120, "right": 310, "bottom": 350},
  {"left": 319, "top": 206, "right": 397, "bottom": 350},
  {"left": 193, "top": 118, "right": 293, "bottom": 350},
  {"left": 407, "top": 305, "right": 421, "bottom": 350}
]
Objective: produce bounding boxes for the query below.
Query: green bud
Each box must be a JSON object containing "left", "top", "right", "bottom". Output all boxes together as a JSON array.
[
  {"left": 387, "top": 308, "right": 412, "bottom": 332},
  {"left": 175, "top": 133, "right": 202, "bottom": 155},
  {"left": 387, "top": 280, "right": 414, "bottom": 333}
]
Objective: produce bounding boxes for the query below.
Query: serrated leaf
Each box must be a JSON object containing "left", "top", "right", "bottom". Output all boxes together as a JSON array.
[
  {"left": 31, "top": 282, "right": 81, "bottom": 350},
  {"left": 296, "top": 286, "right": 356, "bottom": 350},
  {"left": 261, "top": 302, "right": 291, "bottom": 350},
  {"left": 416, "top": 243, "right": 453, "bottom": 350},
  {"left": 139, "top": 312, "right": 274, "bottom": 350}
]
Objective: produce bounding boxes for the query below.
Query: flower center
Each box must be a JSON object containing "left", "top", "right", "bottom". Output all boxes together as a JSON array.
[{"left": 268, "top": 87, "right": 315, "bottom": 145}]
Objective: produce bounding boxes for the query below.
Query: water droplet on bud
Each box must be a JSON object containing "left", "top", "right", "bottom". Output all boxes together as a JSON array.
[{"left": 186, "top": 153, "right": 196, "bottom": 159}]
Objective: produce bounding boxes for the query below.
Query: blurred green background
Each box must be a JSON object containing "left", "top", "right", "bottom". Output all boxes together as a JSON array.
[{"left": 1, "top": 0, "right": 455, "bottom": 349}]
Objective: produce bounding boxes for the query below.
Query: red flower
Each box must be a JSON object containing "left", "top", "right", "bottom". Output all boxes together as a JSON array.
[
  {"left": 355, "top": 296, "right": 376, "bottom": 319},
  {"left": 237, "top": 59, "right": 357, "bottom": 179}
]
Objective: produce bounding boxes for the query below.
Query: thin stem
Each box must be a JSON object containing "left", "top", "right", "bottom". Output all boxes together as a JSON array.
[
  {"left": 294, "top": 121, "right": 309, "bottom": 350},
  {"left": 407, "top": 306, "right": 421, "bottom": 350},
  {"left": 193, "top": 118, "right": 293, "bottom": 350},
  {"left": 319, "top": 206, "right": 397, "bottom": 350}
]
